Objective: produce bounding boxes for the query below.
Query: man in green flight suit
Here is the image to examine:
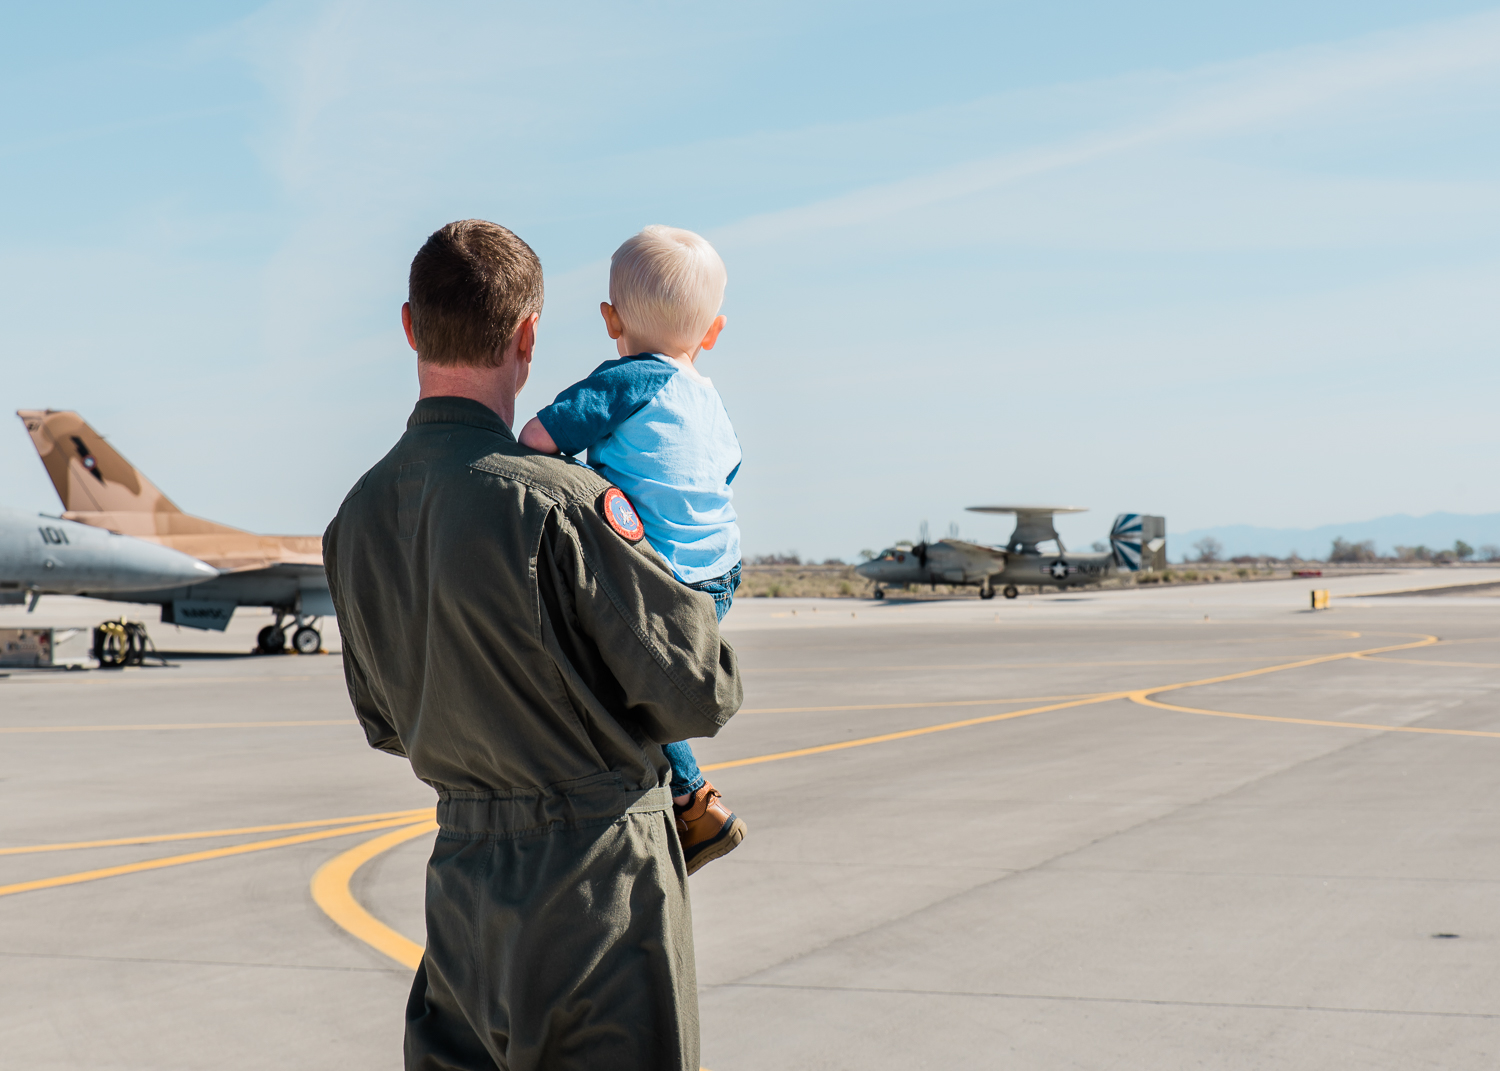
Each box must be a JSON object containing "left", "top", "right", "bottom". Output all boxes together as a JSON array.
[{"left": 324, "top": 219, "right": 742, "bottom": 1071}]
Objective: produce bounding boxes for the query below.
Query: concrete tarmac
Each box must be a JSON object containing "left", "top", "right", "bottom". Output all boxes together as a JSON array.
[{"left": 3, "top": 571, "right": 1499, "bottom": 1069}]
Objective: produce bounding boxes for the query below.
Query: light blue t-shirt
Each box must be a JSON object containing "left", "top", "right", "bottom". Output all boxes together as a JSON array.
[{"left": 536, "top": 353, "right": 741, "bottom": 584}]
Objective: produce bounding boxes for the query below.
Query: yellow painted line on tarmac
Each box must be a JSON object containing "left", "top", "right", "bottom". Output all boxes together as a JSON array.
[
  {"left": 1354, "top": 656, "right": 1500, "bottom": 669},
  {"left": 0, "top": 816, "right": 426, "bottom": 900},
  {"left": 710, "top": 633, "right": 1442, "bottom": 770},
  {"left": 747, "top": 657, "right": 1317, "bottom": 675},
  {"left": 1121, "top": 632, "right": 1495, "bottom": 736},
  {"left": 311, "top": 821, "right": 437, "bottom": 971},
  {"left": 1141, "top": 633, "right": 1438, "bottom": 696},
  {"left": 1131, "top": 694, "right": 1500, "bottom": 738},
  {"left": 0, "top": 675, "right": 332, "bottom": 687},
  {"left": 704, "top": 694, "right": 1123, "bottom": 771},
  {"left": 310, "top": 627, "right": 1465, "bottom": 1029},
  {"left": 308, "top": 825, "right": 775, "bottom": 1071},
  {"left": 738, "top": 692, "right": 1108, "bottom": 715},
  {"left": 0, "top": 809, "right": 434, "bottom": 856},
  {"left": 0, "top": 719, "right": 357, "bottom": 734}
]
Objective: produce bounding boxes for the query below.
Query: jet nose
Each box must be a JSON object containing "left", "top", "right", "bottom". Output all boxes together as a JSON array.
[
  {"left": 114, "top": 538, "right": 220, "bottom": 591},
  {"left": 854, "top": 561, "right": 876, "bottom": 580}
]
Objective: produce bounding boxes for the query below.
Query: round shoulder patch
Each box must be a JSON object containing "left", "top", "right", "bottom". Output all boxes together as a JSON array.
[{"left": 598, "top": 486, "right": 645, "bottom": 543}]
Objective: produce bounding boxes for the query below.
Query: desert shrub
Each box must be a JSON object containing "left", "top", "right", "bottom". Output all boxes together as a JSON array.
[{"left": 1330, "top": 537, "right": 1377, "bottom": 563}]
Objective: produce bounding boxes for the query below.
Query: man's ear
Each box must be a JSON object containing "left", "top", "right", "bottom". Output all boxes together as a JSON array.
[
  {"left": 504, "top": 312, "right": 539, "bottom": 364},
  {"left": 698, "top": 314, "right": 727, "bottom": 352},
  {"left": 505, "top": 312, "right": 540, "bottom": 395},
  {"left": 514, "top": 312, "right": 539, "bottom": 360},
  {"left": 600, "top": 302, "right": 626, "bottom": 340},
  {"left": 402, "top": 302, "right": 418, "bottom": 352}
]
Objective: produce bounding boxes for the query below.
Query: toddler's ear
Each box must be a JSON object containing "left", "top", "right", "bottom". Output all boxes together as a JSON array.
[
  {"left": 698, "top": 315, "right": 727, "bottom": 352},
  {"left": 600, "top": 302, "right": 626, "bottom": 340}
]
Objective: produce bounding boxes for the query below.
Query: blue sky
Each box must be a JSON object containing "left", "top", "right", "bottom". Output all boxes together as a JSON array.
[{"left": 2, "top": 2, "right": 1497, "bottom": 560}]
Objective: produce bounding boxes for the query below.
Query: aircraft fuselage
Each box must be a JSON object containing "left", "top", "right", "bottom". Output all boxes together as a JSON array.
[
  {"left": 855, "top": 542, "right": 1115, "bottom": 594},
  {"left": 0, "top": 507, "right": 219, "bottom": 603}
]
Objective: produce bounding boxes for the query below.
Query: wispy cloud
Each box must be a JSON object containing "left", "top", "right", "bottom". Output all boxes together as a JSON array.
[
  {"left": 6, "top": 3, "right": 1498, "bottom": 546},
  {"left": 713, "top": 10, "right": 1500, "bottom": 245}
]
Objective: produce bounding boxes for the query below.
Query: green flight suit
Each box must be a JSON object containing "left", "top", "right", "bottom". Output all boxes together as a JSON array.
[{"left": 324, "top": 397, "right": 741, "bottom": 1071}]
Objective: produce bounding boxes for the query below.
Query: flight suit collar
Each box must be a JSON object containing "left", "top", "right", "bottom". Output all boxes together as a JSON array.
[{"left": 407, "top": 396, "right": 516, "bottom": 440}]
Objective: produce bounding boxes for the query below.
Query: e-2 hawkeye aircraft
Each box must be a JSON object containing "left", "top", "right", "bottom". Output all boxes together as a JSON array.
[
  {"left": 855, "top": 506, "right": 1165, "bottom": 599},
  {"left": 16, "top": 410, "right": 332, "bottom": 654}
]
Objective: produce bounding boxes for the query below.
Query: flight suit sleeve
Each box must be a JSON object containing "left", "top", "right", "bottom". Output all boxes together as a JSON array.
[
  {"left": 341, "top": 642, "right": 406, "bottom": 757},
  {"left": 324, "top": 510, "right": 406, "bottom": 758},
  {"left": 546, "top": 497, "right": 741, "bottom": 745}
]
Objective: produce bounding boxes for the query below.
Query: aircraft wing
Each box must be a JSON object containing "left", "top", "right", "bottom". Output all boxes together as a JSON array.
[{"left": 943, "top": 538, "right": 1008, "bottom": 559}]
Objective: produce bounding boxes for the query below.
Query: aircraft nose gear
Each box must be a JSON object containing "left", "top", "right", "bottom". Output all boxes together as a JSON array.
[
  {"left": 1002, "top": 585, "right": 1019, "bottom": 599},
  {"left": 979, "top": 582, "right": 996, "bottom": 600}
]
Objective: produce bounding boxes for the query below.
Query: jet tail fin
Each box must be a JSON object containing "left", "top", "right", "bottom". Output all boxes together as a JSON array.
[{"left": 17, "top": 410, "right": 183, "bottom": 515}]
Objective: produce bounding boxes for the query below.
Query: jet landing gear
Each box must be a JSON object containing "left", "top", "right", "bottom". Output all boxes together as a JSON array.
[
  {"left": 873, "top": 587, "right": 886, "bottom": 600},
  {"left": 256, "top": 624, "right": 286, "bottom": 654},
  {"left": 979, "top": 581, "right": 996, "bottom": 600},
  {"left": 257, "top": 612, "right": 325, "bottom": 655},
  {"left": 1002, "top": 585, "right": 1019, "bottom": 600}
]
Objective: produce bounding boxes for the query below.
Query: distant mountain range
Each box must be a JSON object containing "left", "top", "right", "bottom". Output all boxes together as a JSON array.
[{"left": 1172, "top": 512, "right": 1500, "bottom": 561}]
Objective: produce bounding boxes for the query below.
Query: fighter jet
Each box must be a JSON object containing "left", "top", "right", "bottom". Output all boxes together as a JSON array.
[
  {"left": 0, "top": 507, "right": 219, "bottom": 608},
  {"left": 16, "top": 410, "right": 332, "bottom": 654},
  {"left": 856, "top": 507, "right": 1165, "bottom": 599}
]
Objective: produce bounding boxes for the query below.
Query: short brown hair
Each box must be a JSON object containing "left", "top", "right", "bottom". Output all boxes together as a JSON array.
[{"left": 407, "top": 220, "right": 544, "bottom": 367}]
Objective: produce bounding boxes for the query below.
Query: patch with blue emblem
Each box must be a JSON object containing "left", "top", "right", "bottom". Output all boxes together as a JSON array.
[{"left": 599, "top": 486, "right": 645, "bottom": 543}]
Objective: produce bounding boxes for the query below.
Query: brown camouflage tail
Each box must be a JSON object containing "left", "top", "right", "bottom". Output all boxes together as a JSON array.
[{"left": 17, "top": 409, "right": 183, "bottom": 516}]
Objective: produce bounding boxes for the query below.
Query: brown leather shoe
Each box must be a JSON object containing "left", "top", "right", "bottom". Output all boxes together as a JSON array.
[{"left": 674, "top": 781, "right": 746, "bottom": 875}]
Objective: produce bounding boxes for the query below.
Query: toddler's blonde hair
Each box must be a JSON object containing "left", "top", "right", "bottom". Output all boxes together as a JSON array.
[{"left": 609, "top": 225, "right": 726, "bottom": 354}]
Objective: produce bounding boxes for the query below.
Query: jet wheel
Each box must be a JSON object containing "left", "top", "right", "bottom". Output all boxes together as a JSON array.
[
  {"left": 979, "top": 586, "right": 996, "bottom": 600},
  {"left": 292, "top": 627, "right": 322, "bottom": 655},
  {"left": 257, "top": 625, "right": 287, "bottom": 654},
  {"left": 873, "top": 588, "right": 885, "bottom": 600},
  {"left": 1002, "top": 585, "right": 1019, "bottom": 600}
]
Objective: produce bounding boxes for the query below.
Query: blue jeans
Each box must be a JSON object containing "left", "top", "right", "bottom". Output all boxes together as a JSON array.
[{"left": 664, "top": 562, "right": 740, "bottom": 797}]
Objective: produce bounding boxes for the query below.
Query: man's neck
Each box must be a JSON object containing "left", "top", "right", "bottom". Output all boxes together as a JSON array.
[{"left": 417, "top": 362, "right": 520, "bottom": 427}]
